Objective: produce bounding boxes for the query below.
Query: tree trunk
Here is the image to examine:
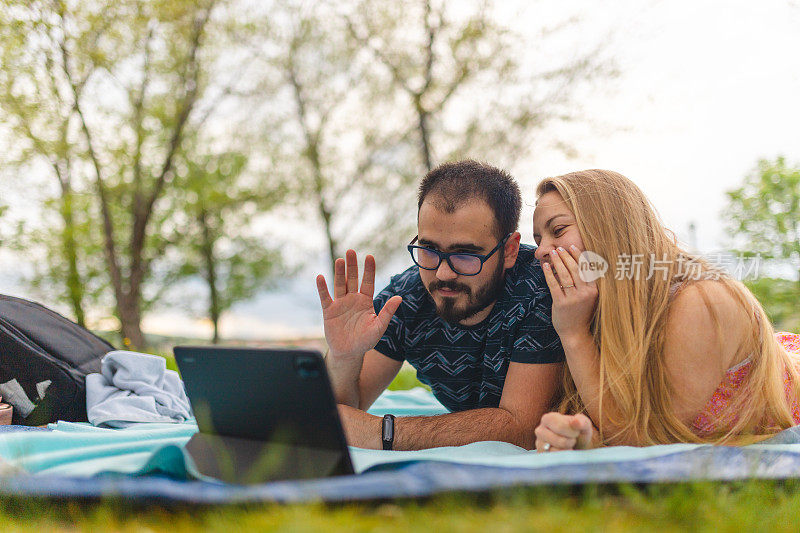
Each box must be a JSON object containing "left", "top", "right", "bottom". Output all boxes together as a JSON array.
[
  {"left": 118, "top": 294, "right": 146, "bottom": 350},
  {"left": 60, "top": 194, "right": 86, "bottom": 327},
  {"left": 319, "top": 201, "right": 339, "bottom": 276},
  {"left": 416, "top": 101, "right": 433, "bottom": 171},
  {"left": 199, "top": 208, "right": 221, "bottom": 344}
]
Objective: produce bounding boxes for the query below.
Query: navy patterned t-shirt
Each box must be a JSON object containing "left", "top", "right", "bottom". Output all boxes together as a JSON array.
[{"left": 372, "top": 244, "right": 564, "bottom": 412}]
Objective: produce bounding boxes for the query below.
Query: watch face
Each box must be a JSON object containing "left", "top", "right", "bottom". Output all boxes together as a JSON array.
[{"left": 382, "top": 415, "right": 394, "bottom": 440}]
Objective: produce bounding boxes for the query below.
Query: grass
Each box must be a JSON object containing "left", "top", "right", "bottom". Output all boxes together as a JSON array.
[{"left": 2, "top": 480, "right": 800, "bottom": 531}]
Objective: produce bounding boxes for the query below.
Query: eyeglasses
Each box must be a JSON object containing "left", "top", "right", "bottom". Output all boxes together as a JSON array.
[{"left": 407, "top": 233, "right": 512, "bottom": 276}]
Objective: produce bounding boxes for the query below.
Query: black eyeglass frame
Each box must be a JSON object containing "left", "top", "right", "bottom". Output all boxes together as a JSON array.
[{"left": 407, "top": 233, "right": 512, "bottom": 276}]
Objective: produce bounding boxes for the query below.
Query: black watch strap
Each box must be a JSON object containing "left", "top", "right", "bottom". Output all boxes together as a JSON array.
[{"left": 381, "top": 414, "right": 395, "bottom": 450}]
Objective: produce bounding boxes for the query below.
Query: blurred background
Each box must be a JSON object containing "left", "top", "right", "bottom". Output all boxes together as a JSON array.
[{"left": 1, "top": 0, "right": 799, "bottom": 352}]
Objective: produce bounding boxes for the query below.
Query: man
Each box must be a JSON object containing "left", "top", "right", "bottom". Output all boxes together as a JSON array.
[{"left": 315, "top": 160, "right": 564, "bottom": 450}]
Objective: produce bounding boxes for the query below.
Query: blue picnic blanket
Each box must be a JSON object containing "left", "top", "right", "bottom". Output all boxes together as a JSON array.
[{"left": 3, "top": 388, "right": 800, "bottom": 503}]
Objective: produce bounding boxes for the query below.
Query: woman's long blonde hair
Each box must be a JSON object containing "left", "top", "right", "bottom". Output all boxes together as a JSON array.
[{"left": 537, "top": 169, "right": 800, "bottom": 445}]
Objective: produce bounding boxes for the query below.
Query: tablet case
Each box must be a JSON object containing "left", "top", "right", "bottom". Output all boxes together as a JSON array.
[{"left": 174, "top": 346, "right": 354, "bottom": 484}]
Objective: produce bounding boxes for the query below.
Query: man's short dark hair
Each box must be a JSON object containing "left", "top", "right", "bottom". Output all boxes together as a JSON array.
[{"left": 417, "top": 160, "right": 522, "bottom": 239}]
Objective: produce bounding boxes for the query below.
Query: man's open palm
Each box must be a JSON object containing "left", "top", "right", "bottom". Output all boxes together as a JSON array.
[{"left": 316, "top": 250, "right": 402, "bottom": 359}]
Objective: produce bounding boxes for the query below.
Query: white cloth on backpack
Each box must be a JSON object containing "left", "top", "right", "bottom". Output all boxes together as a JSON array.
[{"left": 86, "top": 350, "right": 192, "bottom": 428}]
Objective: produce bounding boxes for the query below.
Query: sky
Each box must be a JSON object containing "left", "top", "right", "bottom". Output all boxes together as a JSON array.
[{"left": 2, "top": 0, "right": 799, "bottom": 340}]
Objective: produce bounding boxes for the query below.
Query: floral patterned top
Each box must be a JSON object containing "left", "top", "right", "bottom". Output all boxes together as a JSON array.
[{"left": 691, "top": 332, "right": 800, "bottom": 437}]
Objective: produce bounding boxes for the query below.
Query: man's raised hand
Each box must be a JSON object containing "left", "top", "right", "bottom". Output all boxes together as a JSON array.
[{"left": 316, "top": 250, "right": 402, "bottom": 360}]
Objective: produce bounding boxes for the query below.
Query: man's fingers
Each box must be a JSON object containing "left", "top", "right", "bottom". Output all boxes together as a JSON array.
[
  {"left": 361, "top": 254, "right": 376, "bottom": 296},
  {"left": 377, "top": 295, "right": 402, "bottom": 330},
  {"left": 333, "top": 257, "right": 346, "bottom": 299},
  {"left": 345, "top": 249, "right": 359, "bottom": 294},
  {"left": 316, "top": 275, "right": 333, "bottom": 309}
]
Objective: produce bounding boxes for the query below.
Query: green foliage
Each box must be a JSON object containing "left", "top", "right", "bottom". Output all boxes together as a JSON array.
[
  {"left": 387, "top": 366, "right": 429, "bottom": 391},
  {"left": 726, "top": 157, "right": 800, "bottom": 329},
  {"left": 744, "top": 277, "right": 800, "bottom": 331},
  {"left": 7, "top": 192, "right": 107, "bottom": 327},
  {"left": 726, "top": 157, "right": 800, "bottom": 260},
  {"left": 166, "top": 144, "right": 287, "bottom": 341},
  {"left": 0, "top": 0, "right": 279, "bottom": 345}
]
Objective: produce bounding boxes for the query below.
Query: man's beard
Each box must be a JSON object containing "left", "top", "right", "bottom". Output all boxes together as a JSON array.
[{"left": 426, "top": 256, "right": 506, "bottom": 324}]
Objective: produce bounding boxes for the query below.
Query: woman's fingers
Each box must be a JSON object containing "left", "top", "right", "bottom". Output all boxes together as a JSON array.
[
  {"left": 541, "top": 412, "right": 582, "bottom": 437},
  {"left": 570, "top": 414, "right": 596, "bottom": 449},
  {"left": 541, "top": 261, "right": 563, "bottom": 297},
  {"left": 535, "top": 412, "right": 594, "bottom": 452},
  {"left": 536, "top": 439, "right": 570, "bottom": 452},
  {"left": 557, "top": 247, "right": 584, "bottom": 287},
  {"left": 549, "top": 249, "right": 575, "bottom": 290},
  {"left": 535, "top": 424, "right": 578, "bottom": 450}
]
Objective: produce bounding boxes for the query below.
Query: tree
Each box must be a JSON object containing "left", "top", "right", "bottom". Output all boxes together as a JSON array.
[
  {"left": 345, "top": 0, "right": 613, "bottom": 172},
  {"left": 725, "top": 156, "right": 800, "bottom": 329},
  {"left": 167, "top": 146, "right": 287, "bottom": 343},
  {"left": 245, "top": 1, "right": 417, "bottom": 274},
  {"left": 0, "top": 2, "right": 105, "bottom": 325},
  {"left": 0, "top": 0, "right": 258, "bottom": 348},
  {"left": 253, "top": 0, "right": 614, "bottom": 273}
]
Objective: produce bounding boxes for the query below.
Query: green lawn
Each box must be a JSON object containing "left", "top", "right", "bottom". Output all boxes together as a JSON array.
[{"left": 2, "top": 481, "right": 800, "bottom": 531}]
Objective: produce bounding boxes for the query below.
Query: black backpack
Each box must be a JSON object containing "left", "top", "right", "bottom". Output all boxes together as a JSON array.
[{"left": 0, "top": 294, "right": 112, "bottom": 425}]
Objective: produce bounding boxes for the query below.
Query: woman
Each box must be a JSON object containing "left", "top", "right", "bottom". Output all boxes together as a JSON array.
[{"left": 531, "top": 169, "right": 800, "bottom": 451}]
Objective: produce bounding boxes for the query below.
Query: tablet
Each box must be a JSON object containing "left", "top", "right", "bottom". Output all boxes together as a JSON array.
[{"left": 174, "top": 345, "right": 354, "bottom": 484}]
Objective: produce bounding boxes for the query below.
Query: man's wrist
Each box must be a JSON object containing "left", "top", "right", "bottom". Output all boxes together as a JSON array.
[{"left": 326, "top": 349, "right": 367, "bottom": 362}]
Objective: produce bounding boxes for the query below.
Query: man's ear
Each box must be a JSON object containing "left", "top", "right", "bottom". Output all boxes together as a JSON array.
[{"left": 503, "top": 232, "right": 522, "bottom": 269}]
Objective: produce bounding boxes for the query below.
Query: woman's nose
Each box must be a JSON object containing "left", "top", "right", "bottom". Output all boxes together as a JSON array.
[{"left": 535, "top": 242, "right": 553, "bottom": 262}]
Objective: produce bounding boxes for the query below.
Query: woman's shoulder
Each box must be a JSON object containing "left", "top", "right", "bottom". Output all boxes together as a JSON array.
[
  {"left": 664, "top": 279, "right": 755, "bottom": 373},
  {"left": 667, "top": 279, "right": 751, "bottom": 331},
  {"left": 662, "top": 279, "right": 755, "bottom": 422}
]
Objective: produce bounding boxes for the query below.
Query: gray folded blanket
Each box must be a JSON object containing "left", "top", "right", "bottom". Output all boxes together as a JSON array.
[{"left": 86, "top": 351, "right": 192, "bottom": 428}]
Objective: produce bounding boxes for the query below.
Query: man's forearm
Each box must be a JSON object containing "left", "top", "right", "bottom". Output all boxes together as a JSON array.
[
  {"left": 325, "top": 352, "right": 365, "bottom": 408},
  {"left": 394, "top": 407, "right": 533, "bottom": 450}
]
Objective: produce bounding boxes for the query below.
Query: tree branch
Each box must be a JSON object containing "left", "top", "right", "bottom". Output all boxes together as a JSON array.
[
  {"left": 56, "top": 5, "right": 124, "bottom": 301},
  {"left": 130, "top": 0, "right": 217, "bottom": 293}
]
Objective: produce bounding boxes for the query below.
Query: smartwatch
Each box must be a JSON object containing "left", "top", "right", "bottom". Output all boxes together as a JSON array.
[{"left": 381, "top": 414, "right": 396, "bottom": 450}]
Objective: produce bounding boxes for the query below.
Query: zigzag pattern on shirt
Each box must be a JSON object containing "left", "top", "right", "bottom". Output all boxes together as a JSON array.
[
  {"left": 431, "top": 382, "right": 477, "bottom": 404},
  {"left": 483, "top": 353, "right": 510, "bottom": 374},
  {"left": 479, "top": 380, "right": 504, "bottom": 398},
  {"left": 417, "top": 352, "right": 476, "bottom": 376}
]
